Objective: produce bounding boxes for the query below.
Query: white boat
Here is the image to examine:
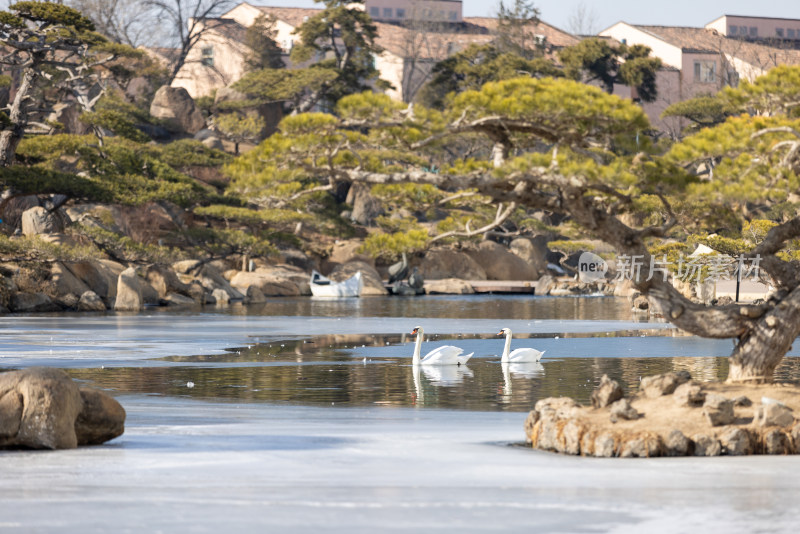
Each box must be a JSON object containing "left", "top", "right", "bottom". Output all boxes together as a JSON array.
[{"left": 310, "top": 270, "right": 363, "bottom": 298}]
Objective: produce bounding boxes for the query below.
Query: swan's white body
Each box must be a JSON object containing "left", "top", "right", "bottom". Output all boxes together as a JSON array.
[
  {"left": 498, "top": 328, "right": 544, "bottom": 363},
  {"left": 411, "top": 327, "right": 473, "bottom": 366}
]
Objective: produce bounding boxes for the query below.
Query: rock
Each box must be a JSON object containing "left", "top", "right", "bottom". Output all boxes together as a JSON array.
[
  {"left": 172, "top": 259, "right": 202, "bottom": 274},
  {"left": 673, "top": 381, "right": 706, "bottom": 407},
  {"left": 57, "top": 293, "right": 80, "bottom": 309},
  {"left": 535, "top": 274, "right": 555, "bottom": 295},
  {"left": 692, "top": 434, "right": 721, "bottom": 456},
  {"left": 664, "top": 429, "right": 689, "bottom": 456},
  {"left": 619, "top": 432, "right": 662, "bottom": 458},
  {"left": 509, "top": 236, "right": 549, "bottom": 277},
  {"left": 733, "top": 396, "right": 752, "bottom": 407},
  {"left": 0, "top": 367, "right": 124, "bottom": 449},
  {"left": 21, "top": 206, "right": 65, "bottom": 235},
  {"left": 77, "top": 290, "right": 107, "bottom": 312},
  {"left": 523, "top": 410, "right": 539, "bottom": 443},
  {"left": 419, "top": 248, "right": 486, "bottom": 281},
  {"left": 201, "top": 136, "right": 224, "bottom": 150},
  {"left": 149, "top": 85, "right": 205, "bottom": 134},
  {"left": 609, "top": 398, "right": 639, "bottom": 422},
  {"left": 164, "top": 292, "right": 196, "bottom": 306},
  {"left": 10, "top": 292, "right": 60, "bottom": 313},
  {"left": 348, "top": 183, "right": 384, "bottom": 226},
  {"left": 212, "top": 288, "right": 230, "bottom": 306},
  {"left": 229, "top": 267, "right": 307, "bottom": 297},
  {"left": 465, "top": 240, "right": 539, "bottom": 281},
  {"left": 145, "top": 264, "right": 192, "bottom": 299},
  {"left": 591, "top": 374, "right": 624, "bottom": 408},
  {"left": 74, "top": 387, "right": 126, "bottom": 446},
  {"left": 48, "top": 101, "right": 91, "bottom": 135},
  {"left": 187, "top": 264, "right": 245, "bottom": 301},
  {"left": 114, "top": 267, "right": 144, "bottom": 311},
  {"left": 528, "top": 397, "right": 582, "bottom": 452},
  {"left": 702, "top": 393, "right": 735, "bottom": 426},
  {"left": 65, "top": 260, "right": 125, "bottom": 303},
  {"left": 718, "top": 427, "right": 753, "bottom": 456},
  {"left": 631, "top": 294, "right": 649, "bottom": 310},
  {"left": 592, "top": 432, "right": 617, "bottom": 457},
  {"left": 327, "top": 239, "right": 373, "bottom": 267},
  {"left": 245, "top": 285, "right": 267, "bottom": 304},
  {"left": 424, "top": 278, "right": 474, "bottom": 295},
  {"left": 330, "top": 261, "right": 387, "bottom": 296},
  {"left": 640, "top": 371, "right": 691, "bottom": 398},
  {"left": 560, "top": 420, "right": 585, "bottom": 455},
  {"left": 762, "top": 429, "right": 792, "bottom": 455},
  {"left": 754, "top": 402, "right": 795, "bottom": 428},
  {"left": 612, "top": 278, "right": 636, "bottom": 298},
  {"left": 50, "top": 262, "right": 91, "bottom": 297}
]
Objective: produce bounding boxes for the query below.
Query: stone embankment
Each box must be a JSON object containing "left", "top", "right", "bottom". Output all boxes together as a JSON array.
[{"left": 525, "top": 372, "right": 800, "bottom": 457}]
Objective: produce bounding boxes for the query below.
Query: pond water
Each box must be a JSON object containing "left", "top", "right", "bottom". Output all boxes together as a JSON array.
[{"left": 2, "top": 295, "right": 800, "bottom": 532}]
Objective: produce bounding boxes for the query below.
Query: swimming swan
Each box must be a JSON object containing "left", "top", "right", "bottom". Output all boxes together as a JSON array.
[
  {"left": 498, "top": 328, "right": 544, "bottom": 363},
  {"left": 411, "top": 326, "right": 473, "bottom": 366}
]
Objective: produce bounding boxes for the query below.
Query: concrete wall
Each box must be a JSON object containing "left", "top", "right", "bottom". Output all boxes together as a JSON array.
[
  {"left": 707, "top": 15, "right": 800, "bottom": 40},
  {"left": 172, "top": 26, "right": 249, "bottom": 98},
  {"left": 366, "top": 0, "right": 462, "bottom": 22},
  {"left": 600, "top": 23, "right": 683, "bottom": 69}
]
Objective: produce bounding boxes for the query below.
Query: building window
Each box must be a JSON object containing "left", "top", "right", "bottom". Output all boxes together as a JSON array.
[
  {"left": 369, "top": 7, "right": 379, "bottom": 17},
  {"left": 789, "top": 29, "right": 796, "bottom": 38},
  {"left": 448, "top": 10, "right": 457, "bottom": 21},
  {"left": 739, "top": 25, "right": 747, "bottom": 35},
  {"left": 777, "top": 28, "right": 784, "bottom": 37},
  {"left": 383, "top": 7, "right": 392, "bottom": 18},
  {"left": 749, "top": 26, "right": 758, "bottom": 37},
  {"left": 729, "top": 26, "right": 737, "bottom": 35},
  {"left": 694, "top": 60, "right": 716, "bottom": 83},
  {"left": 201, "top": 46, "right": 214, "bottom": 67},
  {"left": 396, "top": 8, "right": 405, "bottom": 18}
]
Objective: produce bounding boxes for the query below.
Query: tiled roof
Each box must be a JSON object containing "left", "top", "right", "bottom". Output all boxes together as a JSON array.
[
  {"left": 246, "top": 6, "right": 578, "bottom": 60},
  {"left": 254, "top": 6, "right": 321, "bottom": 27},
  {"left": 634, "top": 25, "right": 800, "bottom": 68},
  {"left": 463, "top": 17, "right": 580, "bottom": 48},
  {"left": 204, "top": 17, "right": 248, "bottom": 42}
]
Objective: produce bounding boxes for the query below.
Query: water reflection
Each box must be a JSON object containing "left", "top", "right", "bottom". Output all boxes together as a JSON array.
[{"left": 67, "top": 351, "right": 800, "bottom": 412}]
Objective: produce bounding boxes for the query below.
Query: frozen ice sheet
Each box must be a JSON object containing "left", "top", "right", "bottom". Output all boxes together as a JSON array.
[
  {"left": 0, "top": 313, "right": 673, "bottom": 366},
  {"left": 0, "top": 396, "right": 798, "bottom": 533}
]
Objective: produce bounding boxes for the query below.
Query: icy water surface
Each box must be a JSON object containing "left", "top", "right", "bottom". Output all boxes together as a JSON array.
[{"left": 2, "top": 295, "right": 800, "bottom": 532}]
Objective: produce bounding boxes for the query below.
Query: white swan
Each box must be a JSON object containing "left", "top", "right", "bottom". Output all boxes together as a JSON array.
[
  {"left": 498, "top": 328, "right": 544, "bottom": 363},
  {"left": 411, "top": 326, "right": 473, "bottom": 366}
]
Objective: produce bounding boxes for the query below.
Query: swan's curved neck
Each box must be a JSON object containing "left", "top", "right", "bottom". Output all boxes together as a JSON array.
[
  {"left": 501, "top": 331, "right": 512, "bottom": 362},
  {"left": 412, "top": 330, "right": 423, "bottom": 365}
]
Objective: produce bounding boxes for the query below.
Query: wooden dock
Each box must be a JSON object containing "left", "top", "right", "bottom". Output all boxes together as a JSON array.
[{"left": 468, "top": 280, "right": 538, "bottom": 294}]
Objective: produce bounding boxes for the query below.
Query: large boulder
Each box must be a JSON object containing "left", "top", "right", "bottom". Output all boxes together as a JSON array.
[
  {"left": 77, "top": 290, "right": 107, "bottom": 312},
  {"left": 330, "top": 261, "right": 388, "bottom": 295},
  {"left": 64, "top": 260, "right": 125, "bottom": 303},
  {"left": 509, "top": 236, "right": 549, "bottom": 277},
  {"left": 114, "top": 267, "right": 144, "bottom": 311},
  {"left": 190, "top": 264, "right": 245, "bottom": 301},
  {"left": 327, "top": 239, "right": 374, "bottom": 267},
  {"left": 0, "top": 367, "right": 125, "bottom": 449},
  {"left": 149, "top": 86, "right": 205, "bottom": 134},
  {"left": 591, "top": 374, "right": 623, "bottom": 408},
  {"left": 229, "top": 265, "right": 309, "bottom": 297},
  {"left": 21, "top": 206, "right": 66, "bottom": 235},
  {"left": 347, "top": 183, "right": 384, "bottom": 226},
  {"left": 465, "top": 241, "right": 539, "bottom": 280},
  {"left": 10, "top": 292, "right": 60, "bottom": 313},
  {"left": 145, "top": 264, "right": 193, "bottom": 299},
  {"left": 419, "top": 248, "right": 486, "bottom": 280},
  {"left": 50, "top": 262, "right": 91, "bottom": 299},
  {"left": 424, "top": 278, "right": 474, "bottom": 294}
]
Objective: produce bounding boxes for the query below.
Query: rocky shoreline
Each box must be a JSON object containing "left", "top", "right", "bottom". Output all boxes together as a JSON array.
[{"left": 525, "top": 373, "right": 800, "bottom": 457}]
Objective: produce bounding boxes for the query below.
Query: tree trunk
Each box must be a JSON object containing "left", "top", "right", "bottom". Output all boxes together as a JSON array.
[
  {"left": 0, "top": 68, "right": 36, "bottom": 167},
  {"left": 727, "top": 288, "right": 800, "bottom": 383}
]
